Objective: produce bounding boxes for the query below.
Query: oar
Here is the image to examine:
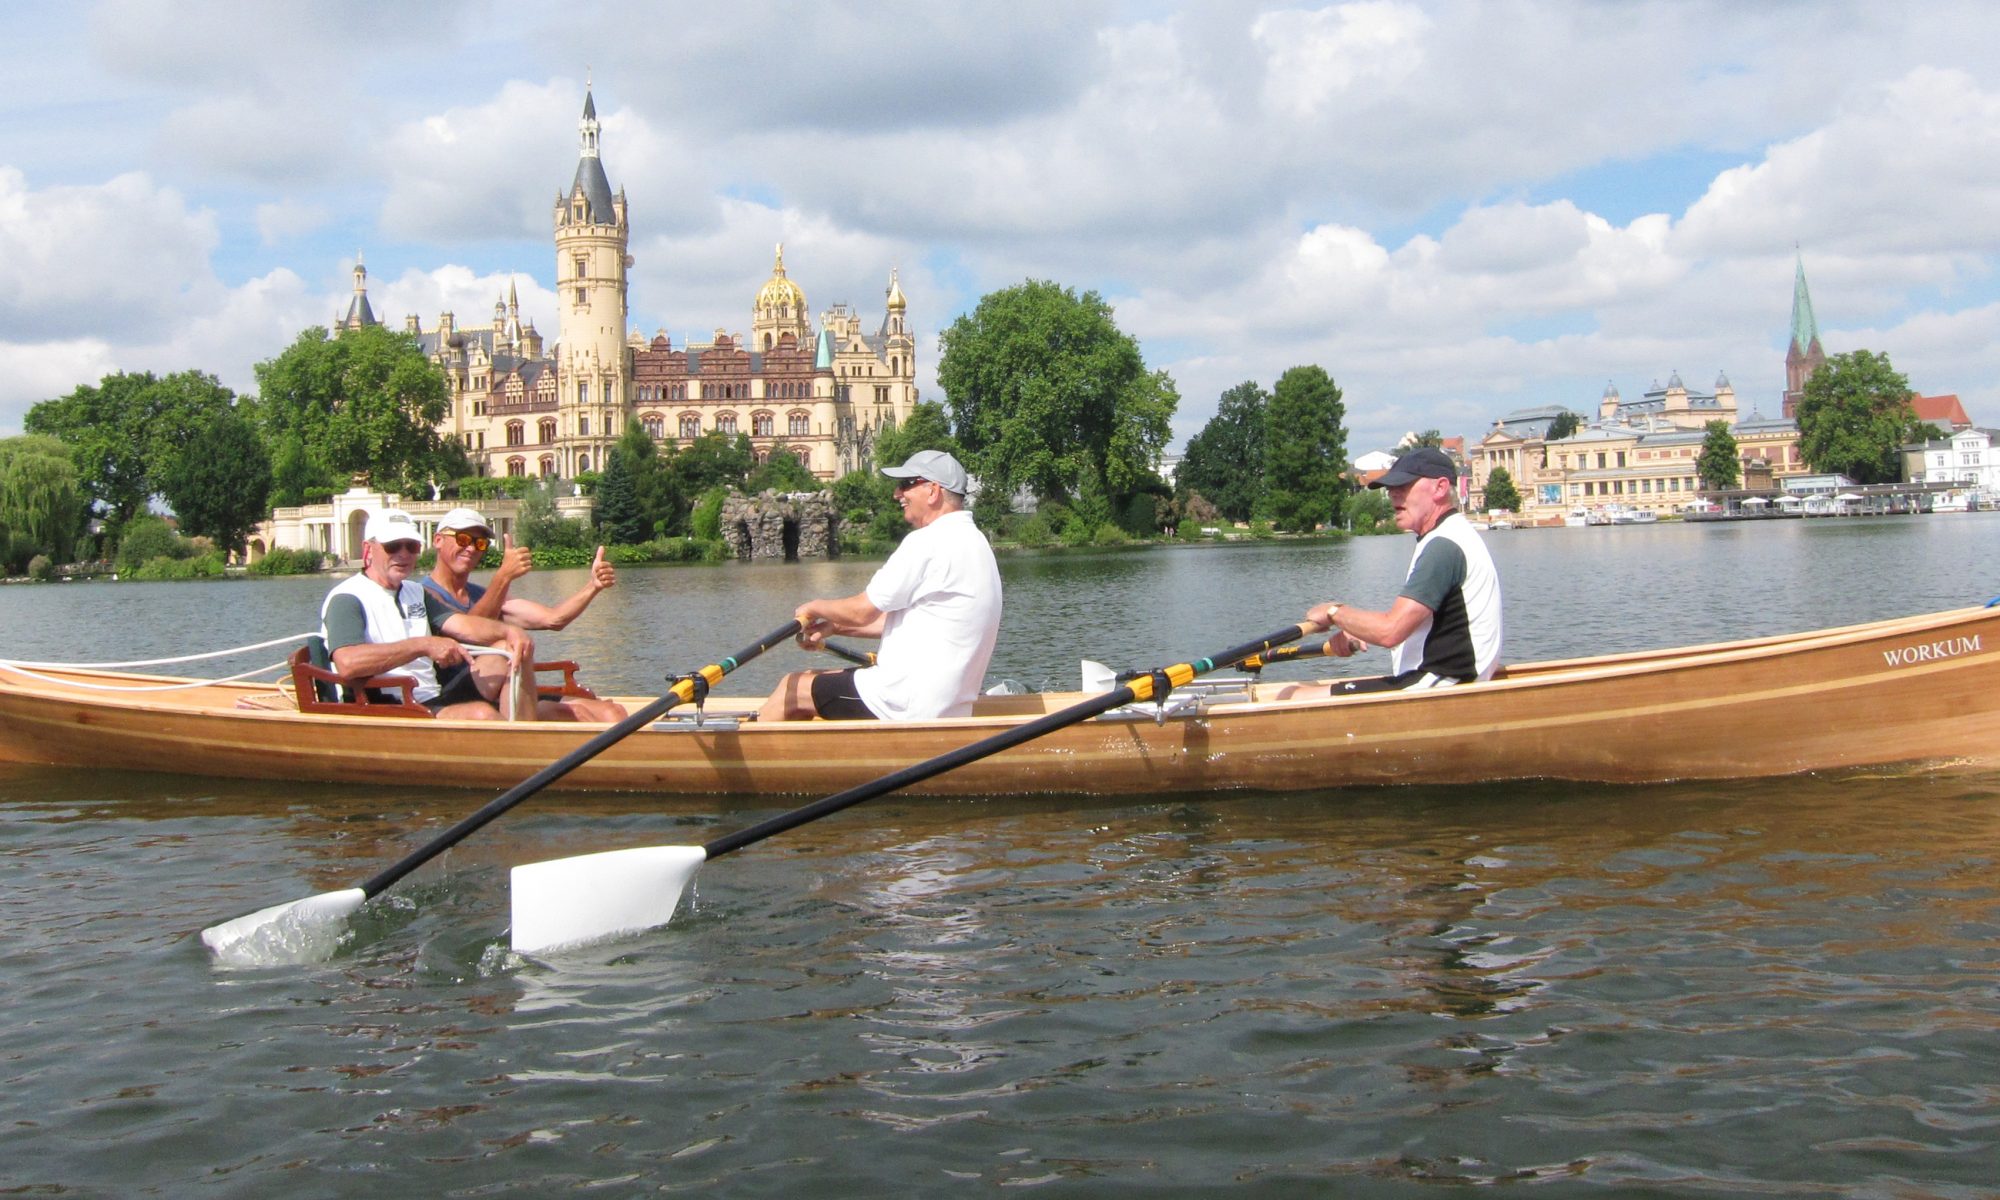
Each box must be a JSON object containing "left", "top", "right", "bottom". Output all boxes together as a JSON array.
[
  {"left": 508, "top": 622, "right": 1313, "bottom": 954},
  {"left": 1236, "top": 637, "right": 1338, "bottom": 673},
  {"left": 200, "top": 621, "right": 802, "bottom": 964},
  {"left": 821, "top": 640, "right": 876, "bottom": 667}
]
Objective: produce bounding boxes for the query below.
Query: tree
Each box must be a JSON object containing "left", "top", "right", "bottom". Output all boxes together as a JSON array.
[
  {"left": 593, "top": 441, "right": 646, "bottom": 544},
  {"left": 1696, "top": 420, "right": 1740, "bottom": 491},
  {"left": 1482, "top": 466, "right": 1521, "bottom": 512},
  {"left": 0, "top": 435, "right": 87, "bottom": 567},
  {"left": 155, "top": 407, "right": 273, "bottom": 556},
  {"left": 1410, "top": 429, "right": 1445, "bottom": 448},
  {"left": 26, "top": 369, "right": 238, "bottom": 530},
  {"left": 1546, "top": 410, "right": 1583, "bottom": 442},
  {"left": 872, "top": 400, "right": 961, "bottom": 469},
  {"left": 746, "top": 449, "right": 820, "bottom": 495},
  {"left": 1260, "top": 365, "right": 1348, "bottom": 531},
  {"left": 1796, "top": 350, "right": 1920, "bottom": 484},
  {"left": 937, "top": 280, "right": 1175, "bottom": 507},
  {"left": 251, "top": 324, "right": 452, "bottom": 493},
  {"left": 665, "top": 431, "right": 755, "bottom": 497},
  {"left": 1176, "top": 381, "right": 1268, "bottom": 523}
]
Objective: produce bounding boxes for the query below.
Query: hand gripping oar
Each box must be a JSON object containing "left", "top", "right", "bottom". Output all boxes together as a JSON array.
[
  {"left": 200, "top": 621, "right": 802, "bottom": 964},
  {"left": 508, "top": 622, "right": 1313, "bottom": 955}
]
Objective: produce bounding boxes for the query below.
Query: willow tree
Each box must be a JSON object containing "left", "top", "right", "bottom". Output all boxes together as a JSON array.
[{"left": 0, "top": 435, "right": 87, "bottom": 566}]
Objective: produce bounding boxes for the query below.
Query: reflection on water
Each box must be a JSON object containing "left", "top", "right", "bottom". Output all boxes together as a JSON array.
[{"left": 4, "top": 520, "right": 2000, "bottom": 1192}]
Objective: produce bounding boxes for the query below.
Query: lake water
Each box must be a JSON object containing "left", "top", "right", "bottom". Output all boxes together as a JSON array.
[{"left": 4, "top": 516, "right": 1999, "bottom": 1195}]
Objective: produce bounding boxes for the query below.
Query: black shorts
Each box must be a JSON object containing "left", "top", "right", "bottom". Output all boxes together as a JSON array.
[
  {"left": 1332, "top": 670, "right": 1463, "bottom": 695},
  {"left": 809, "top": 668, "right": 879, "bottom": 720},
  {"left": 424, "top": 665, "right": 489, "bottom": 713}
]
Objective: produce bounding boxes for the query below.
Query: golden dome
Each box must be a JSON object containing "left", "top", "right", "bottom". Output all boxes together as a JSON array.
[
  {"left": 885, "top": 267, "right": 906, "bottom": 311},
  {"left": 756, "top": 243, "right": 807, "bottom": 313}
]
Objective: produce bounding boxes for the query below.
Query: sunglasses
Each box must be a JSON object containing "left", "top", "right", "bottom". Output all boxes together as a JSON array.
[
  {"left": 445, "top": 531, "right": 491, "bottom": 552},
  {"left": 381, "top": 540, "right": 422, "bottom": 555},
  {"left": 894, "top": 478, "right": 934, "bottom": 494}
]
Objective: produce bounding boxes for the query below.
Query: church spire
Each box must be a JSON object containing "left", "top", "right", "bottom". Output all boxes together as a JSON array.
[{"left": 1789, "top": 251, "right": 1820, "bottom": 356}]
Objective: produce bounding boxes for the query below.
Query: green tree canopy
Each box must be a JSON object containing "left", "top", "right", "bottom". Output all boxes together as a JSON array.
[
  {"left": 937, "top": 280, "right": 1175, "bottom": 506},
  {"left": 746, "top": 449, "right": 821, "bottom": 495},
  {"left": 872, "top": 400, "right": 962, "bottom": 470},
  {"left": 1696, "top": 420, "right": 1741, "bottom": 491},
  {"left": 593, "top": 439, "right": 645, "bottom": 544},
  {"left": 1261, "top": 365, "right": 1349, "bottom": 532},
  {"left": 25, "top": 369, "right": 238, "bottom": 530},
  {"left": 251, "top": 324, "right": 452, "bottom": 494},
  {"left": 1482, "top": 466, "right": 1521, "bottom": 512},
  {"left": 1796, "top": 350, "right": 1919, "bottom": 484},
  {"left": 0, "top": 435, "right": 87, "bottom": 567},
  {"left": 1546, "top": 410, "right": 1583, "bottom": 441},
  {"left": 604, "top": 420, "right": 682, "bottom": 539},
  {"left": 665, "top": 431, "right": 755, "bottom": 498},
  {"left": 155, "top": 407, "right": 273, "bottom": 555},
  {"left": 1176, "top": 381, "right": 1268, "bottom": 523}
]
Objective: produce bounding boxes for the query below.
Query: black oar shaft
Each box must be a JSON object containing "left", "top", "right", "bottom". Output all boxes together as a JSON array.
[
  {"left": 358, "top": 620, "right": 800, "bottom": 898},
  {"left": 821, "top": 641, "right": 876, "bottom": 667},
  {"left": 702, "top": 622, "right": 1309, "bottom": 862}
]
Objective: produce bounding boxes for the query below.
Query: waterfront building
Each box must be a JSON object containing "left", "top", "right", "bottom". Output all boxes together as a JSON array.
[
  {"left": 341, "top": 88, "right": 918, "bottom": 481},
  {"left": 1467, "top": 263, "right": 1836, "bottom": 523},
  {"left": 1913, "top": 427, "right": 2000, "bottom": 492}
]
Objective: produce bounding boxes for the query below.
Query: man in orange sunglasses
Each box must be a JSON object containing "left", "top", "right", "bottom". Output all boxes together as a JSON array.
[{"left": 423, "top": 507, "right": 625, "bottom": 721}]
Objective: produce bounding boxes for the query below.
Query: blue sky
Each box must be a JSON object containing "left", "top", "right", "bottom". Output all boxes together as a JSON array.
[{"left": 5, "top": 0, "right": 2000, "bottom": 456}]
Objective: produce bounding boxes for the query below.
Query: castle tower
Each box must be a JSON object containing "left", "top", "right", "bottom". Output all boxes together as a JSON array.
[
  {"left": 337, "top": 252, "right": 378, "bottom": 331},
  {"left": 553, "top": 86, "right": 630, "bottom": 475},
  {"left": 753, "top": 244, "right": 812, "bottom": 351},
  {"left": 1783, "top": 253, "right": 1825, "bottom": 419},
  {"left": 1598, "top": 381, "right": 1620, "bottom": 423},
  {"left": 879, "top": 267, "right": 915, "bottom": 422}
]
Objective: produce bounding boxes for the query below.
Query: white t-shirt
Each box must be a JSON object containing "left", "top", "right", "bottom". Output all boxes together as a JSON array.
[{"left": 853, "top": 509, "right": 1002, "bottom": 720}]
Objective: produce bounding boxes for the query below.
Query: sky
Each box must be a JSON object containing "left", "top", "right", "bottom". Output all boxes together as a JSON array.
[{"left": 5, "top": 0, "right": 2000, "bottom": 458}]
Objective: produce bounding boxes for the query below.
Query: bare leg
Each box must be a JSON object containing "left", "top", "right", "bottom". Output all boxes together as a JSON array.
[
  {"left": 757, "top": 670, "right": 823, "bottom": 723},
  {"left": 535, "top": 696, "right": 628, "bottom": 722},
  {"left": 433, "top": 699, "right": 503, "bottom": 720}
]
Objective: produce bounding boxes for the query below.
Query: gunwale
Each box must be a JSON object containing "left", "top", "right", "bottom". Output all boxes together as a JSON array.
[{"left": 0, "top": 605, "right": 1994, "bottom": 795}]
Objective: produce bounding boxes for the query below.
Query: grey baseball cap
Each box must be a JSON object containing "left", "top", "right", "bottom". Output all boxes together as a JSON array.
[{"left": 882, "top": 449, "right": 969, "bottom": 494}]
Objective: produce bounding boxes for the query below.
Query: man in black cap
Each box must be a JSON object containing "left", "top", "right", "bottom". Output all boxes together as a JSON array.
[{"left": 1281, "top": 446, "right": 1502, "bottom": 696}]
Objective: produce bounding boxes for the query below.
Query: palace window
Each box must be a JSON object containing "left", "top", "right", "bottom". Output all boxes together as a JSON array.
[
  {"left": 718, "top": 412, "right": 738, "bottom": 435},
  {"left": 579, "top": 380, "right": 589, "bottom": 406},
  {"left": 538, "top": 456, "right": 555, "bottom": 477},
  {"left": 506, "top": 421, "right": 525, "bottom": 447},
  {"left": 753, "top": 412, "right": 774, "bottom": 437},
  {"left": 538, "top": 418, "right": 557, "bottom": 444},
  {"left": 577, "top": 454, "right": 591, "bottom": 473},
  {"left": 580, "top": 415, "right": 589, "bottom": 436},
  {"left": 507, "top": 457, "right": 526, "bottom": 477},
  {"left": 793, "top": 448, "right": 811, "bottom": 468},
  {"left": 679, "top": 414, "right": 701, "bottom": 440},
  {"left": 642, "top": 415, "right": 664, "bottom": 439},
  {"left": 789, "top": 412, "right": 810, "bottom": 437}
]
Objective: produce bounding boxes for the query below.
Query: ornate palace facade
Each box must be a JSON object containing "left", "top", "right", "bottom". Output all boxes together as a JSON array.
[{"left": 344, "top": 89, "right": 918, "bottom": 481}]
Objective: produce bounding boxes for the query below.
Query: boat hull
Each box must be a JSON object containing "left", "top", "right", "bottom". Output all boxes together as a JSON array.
[{"left": 2, "top": 607, "right": 1996, "bottom": 795}]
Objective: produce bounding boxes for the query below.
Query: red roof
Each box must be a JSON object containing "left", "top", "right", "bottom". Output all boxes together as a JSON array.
[{"left": 1912, "top": 393, "right": 1971, "bottom": 429}]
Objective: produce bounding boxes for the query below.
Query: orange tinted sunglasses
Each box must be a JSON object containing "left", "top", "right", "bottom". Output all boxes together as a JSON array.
[{"left": 447, "top": 532, "right": 491, "bottom": 552}]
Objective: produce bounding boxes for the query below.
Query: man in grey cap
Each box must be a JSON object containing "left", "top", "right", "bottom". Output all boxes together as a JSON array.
[
  {"left": 759, "top": 449, "right": 1002, "bottom": 722},
  {"left": 1280, "top": 446, "right": 1503, "bottom": 696}
]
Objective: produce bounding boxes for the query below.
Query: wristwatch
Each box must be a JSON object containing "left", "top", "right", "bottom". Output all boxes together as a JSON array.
[{"left": 1325, "top": 603, "right": 1341, "bottom": 627}]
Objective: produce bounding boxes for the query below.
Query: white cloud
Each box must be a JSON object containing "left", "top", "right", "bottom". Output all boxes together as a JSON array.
[
  {"left": 255, "top": 198, "right": 331, "bottom": 245},
  {"left": 1253, "top": 2, "right": 1432, "bottom": 120}
]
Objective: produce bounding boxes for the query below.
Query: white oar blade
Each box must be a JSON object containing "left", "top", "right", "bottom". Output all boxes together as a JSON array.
[
  {"left": 510, "top": 845, "right": 707, "bottom": 956},
  {"left": 200, "top": 888, "right": 368, "bottom": 967},
  {"left": 1081, "top": 659, "right": 1117, "bottom": 692}
]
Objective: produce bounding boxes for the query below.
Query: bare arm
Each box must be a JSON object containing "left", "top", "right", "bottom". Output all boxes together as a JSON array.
[
  {"left": 466, "top": 535, "right": 534, "bottom": 622},
  {"left": 331, "top": 636, "right": 468, "bottom": 678},
  {"left": 795, "top": 591, "right": 887, "bottom": 648},
  {"left": 1305, "top": 596, "right": 1434, "bottom": 652},
  {"left": 500, "top": 546, "right": 614, "bottom": 631}
]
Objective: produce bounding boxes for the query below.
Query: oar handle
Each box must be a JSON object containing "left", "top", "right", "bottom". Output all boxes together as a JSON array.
[
  {"left": 1238, "top": 638, "right": 1336, "bottom": 672},
  {"left": 357, "top": 620, "right": 801, "bottom": 899},
  {"left": 702, "top": 622, "right": 1310, "bottom": 862},
  {"left": 821, "top": 641, "right": 876, "bottom": 667}
]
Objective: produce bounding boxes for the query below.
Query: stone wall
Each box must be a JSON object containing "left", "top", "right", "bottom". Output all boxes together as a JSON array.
[{"left": 719, "top": 490, "right": 837, "bottom": 560}]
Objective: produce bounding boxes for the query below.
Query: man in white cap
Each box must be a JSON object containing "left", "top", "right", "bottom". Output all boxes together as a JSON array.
[
  {"left": 1280, "top": 446, "right": 1502, "bottom": 696},
  {"left": 759, "top": 449, "right": 1002, "bottom": 722},
  {"left": 422, "top": 507, "right": 625, "bottom": 721},
  {"left": 319, "top": 509, "right": 534, "bottom": 719}
]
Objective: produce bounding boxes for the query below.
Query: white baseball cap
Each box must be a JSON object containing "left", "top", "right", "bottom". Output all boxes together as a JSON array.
[
  {"left": 363, "top": 509, "right": 422, "bottom": 546},
  {"left": 436, "top": 507, "right": 493, "bottom": 536}
]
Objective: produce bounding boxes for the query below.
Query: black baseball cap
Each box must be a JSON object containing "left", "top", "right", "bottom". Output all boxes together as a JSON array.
[{"left": 1371, "top": 446, "right": 1458, "bottom": 488}]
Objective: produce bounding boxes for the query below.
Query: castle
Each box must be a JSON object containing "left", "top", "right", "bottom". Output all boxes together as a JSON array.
[{"left": 338, "top": 88, "right": 919, "bottom": 482}]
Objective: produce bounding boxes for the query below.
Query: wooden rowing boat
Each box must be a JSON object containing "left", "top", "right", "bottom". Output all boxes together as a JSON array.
[{"left": 4, "top": 606, "right": 1997, "bottom": 795}]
